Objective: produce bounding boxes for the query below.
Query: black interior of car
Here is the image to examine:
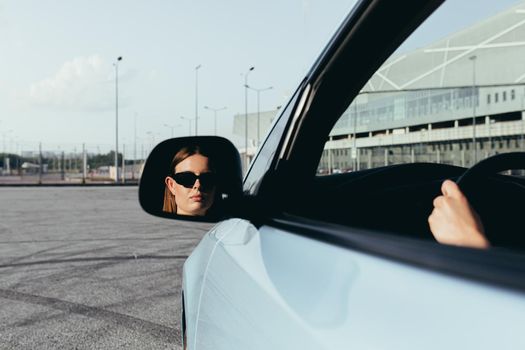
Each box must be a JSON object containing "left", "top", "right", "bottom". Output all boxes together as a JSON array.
[{"left": 295, "top": 158, "right": 525, "bottom": 250}]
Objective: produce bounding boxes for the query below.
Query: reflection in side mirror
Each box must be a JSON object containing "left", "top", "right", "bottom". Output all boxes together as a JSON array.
[{"left": 139, "top": 136, "right": 243, "bottom": 221}]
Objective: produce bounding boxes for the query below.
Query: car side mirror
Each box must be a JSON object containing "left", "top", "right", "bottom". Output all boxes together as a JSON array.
[{"left": 139, "top": 136, "right": 243, "bottom": 222}]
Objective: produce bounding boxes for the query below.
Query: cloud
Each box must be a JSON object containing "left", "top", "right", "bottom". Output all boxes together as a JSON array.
[{"left": 28, "top": 55, "right": 117, "bottom": 111}]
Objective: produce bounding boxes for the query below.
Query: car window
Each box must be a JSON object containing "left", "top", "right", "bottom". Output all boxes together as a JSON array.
[
  {"left": 317, "top": 0, "right": 525, "bottom": 175},
  {"left": 300, "top": 0, "right": 525, "bottom": 251}
]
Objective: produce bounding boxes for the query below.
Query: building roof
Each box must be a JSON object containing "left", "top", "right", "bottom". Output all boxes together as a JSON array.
[
  {"left": 329, "top": 1, "right": 525, "bottom": 136},
  {"left": 364, "top": 1, "right": 525, "bottom": 91}
]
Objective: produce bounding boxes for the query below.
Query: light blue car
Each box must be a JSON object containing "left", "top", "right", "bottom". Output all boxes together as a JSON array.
[{"left": 140, "top": 0, "right": 525, "bottom": 348}]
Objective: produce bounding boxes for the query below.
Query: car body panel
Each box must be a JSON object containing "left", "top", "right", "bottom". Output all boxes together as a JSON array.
[
  {"left": 183, "top": 226, "right": 222, "bottom": 349},
  {"left": 184, "top": 222, "right": 525, "bottom": 349}
]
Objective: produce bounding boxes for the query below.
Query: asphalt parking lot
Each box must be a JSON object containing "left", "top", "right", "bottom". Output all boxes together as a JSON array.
[{"left": 0, "top": 187, "right": 213, "bottom": 349}]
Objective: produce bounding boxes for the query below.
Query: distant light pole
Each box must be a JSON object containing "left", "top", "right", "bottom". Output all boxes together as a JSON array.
[
  {"left": 114, "top": 56, "right": 123, "bottom": 183},
  {"left": 244, "top": 66, "right": 255, "bottom": 169},
  {"left": 204, "top": 106, "right": 227, "bottom": 135},
  {"left": 133, "top": 113, "right": 137, "bottom": 180},
  {"left": 469, "top": 55, "right": 477, "bottom": 163},
  {"left": 164, "top": 123, "right": 180, "bottom": 138},
  {"left": 195, "top": 64, "right": 202, "bottom": 136},
  {"left": 245, "top": 85, "right": 273, "bottom": 146},
  {"left": 180, "top": 116, "right": 193, "bottom": 136},
  {"left": 146, "top": 131, "right": 157, "bottom": 155}
]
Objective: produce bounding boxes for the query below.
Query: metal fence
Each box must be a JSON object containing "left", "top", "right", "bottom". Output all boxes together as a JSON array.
[{"left": 0, "top": 143, "right": 149, "bottom": 185}]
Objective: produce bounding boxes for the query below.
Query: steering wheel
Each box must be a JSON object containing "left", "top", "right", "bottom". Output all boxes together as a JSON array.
[
  {"left": 457, "top": 152, "right": 525, "bottom": 195},
  {"left": 455, "top": 152, "right": 525, "bottom": 247}
]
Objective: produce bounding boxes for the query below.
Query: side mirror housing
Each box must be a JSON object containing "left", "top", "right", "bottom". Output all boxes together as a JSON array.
[{"left": 139, "top": 136, "right": 243, "bottom": 222}]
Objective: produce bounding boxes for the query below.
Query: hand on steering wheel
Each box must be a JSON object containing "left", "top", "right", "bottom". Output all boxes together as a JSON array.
[
  {"left": 429, "top": 152, "right": 525, "bottom": 249},
  {"left": 428, "top": 180, "right": 490, "bottom": 249}
]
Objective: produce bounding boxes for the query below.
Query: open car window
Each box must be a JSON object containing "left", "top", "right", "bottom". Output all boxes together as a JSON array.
[
  {"left": 319, "top": 0, "right": 525, "bottom": 175},
  {"left": 310, "top": 0, "right": 525, "bottom": 249}
]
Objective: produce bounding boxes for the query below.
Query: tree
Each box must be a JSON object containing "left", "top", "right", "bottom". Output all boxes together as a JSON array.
[{"left": 87, "top": 151, "right": 123, "bottom": 169}]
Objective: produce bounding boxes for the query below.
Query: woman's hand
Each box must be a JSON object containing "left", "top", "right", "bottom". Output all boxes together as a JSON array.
[{"left": 428, "top": 180, "right": 490, "bottom": 249}]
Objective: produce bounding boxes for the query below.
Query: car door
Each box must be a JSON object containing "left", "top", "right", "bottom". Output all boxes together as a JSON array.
[{"left": 195, "top": 219, "right": 525, "bottom": 349}]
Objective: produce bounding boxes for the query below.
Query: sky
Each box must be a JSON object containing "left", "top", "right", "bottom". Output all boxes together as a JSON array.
[
  {"left": 0, "top": 0, "right": 356, "bottom": 156},
  {"left": 0, "top": 0, "right": 521, "bottom": 157}
]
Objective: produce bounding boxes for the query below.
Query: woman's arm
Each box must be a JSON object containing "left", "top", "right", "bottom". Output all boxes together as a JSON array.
[{"left": 428, "top": 180, "right": 490, "bottom": 249}]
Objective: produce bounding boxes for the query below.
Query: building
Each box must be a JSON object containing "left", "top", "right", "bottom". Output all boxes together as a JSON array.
[
  {"left": 319, "top": 1, "right": 525, "bottom": 172},
  {"left": 233, "top": 109, "right": 280, "bottom": 168}
]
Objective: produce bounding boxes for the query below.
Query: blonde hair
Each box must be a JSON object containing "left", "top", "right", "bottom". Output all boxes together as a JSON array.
[{"left": 162, "top": 145, "right": 213, "bottom": 213}]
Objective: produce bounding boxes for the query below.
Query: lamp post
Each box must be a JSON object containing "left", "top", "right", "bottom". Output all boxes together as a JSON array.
[
  {"left": 133, "top": 113, "right": 137, "bottom": 180},
  {"left": 114, "top": 56, "right": 123, "bottom": 183},
  {"left": 163, "top": 123, "right": 179, "bottom": 138},
  {"left": 469, "top": 55, "right": 477, "bottom": 164},
  {"left": 195, "top": 64, "right": 202, "bottom": 136},
  {"left": 145, "top": 131, "right": 158, "bottom": 155},
  {"left": 204, "top": 106, "right": 227, "bottom": 135},
  {"left": 244, "top": 66, "right": 255, "bottom": 170},
  {"left": 180, "top": 116, "right": 193, "bottom": 136},
  {"left": 245, "top": 85, "right": 273, "bottom": 146}
]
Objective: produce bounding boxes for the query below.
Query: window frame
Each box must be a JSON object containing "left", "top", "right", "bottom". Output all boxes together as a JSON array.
[{"left": 243, "top": 83, "right": 305, "bottom": 195}]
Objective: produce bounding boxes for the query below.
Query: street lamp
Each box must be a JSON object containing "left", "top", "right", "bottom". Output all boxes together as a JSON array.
[
  {"left": 180, "top": 116, "right": 193, "bottom": 136},
  {"left": 204, "top": 106, "right": 227, "bottom": 135},
  {"left": 163, "top": 123, "right": 180, "bottom": 138},
  {"left": 114, "top": 56, "right": 123, "bottom": 183},
  {"left": 244, "top": 66, "right": 255, "bottom": 170},
  {"left": 145, "top": 131, "right": 159, "bottom": 155},
  {"left": 245, "top": 85, "right": 273, "bottom": 146},
  {"left": 469, "top": 55, "right": 477, "bottom": 164},
  {"left": 195, "top": 64, "right": 202, "bottom": 136},
  {"left": 133, "top": 113, "right": 137, "bottom": 180}
]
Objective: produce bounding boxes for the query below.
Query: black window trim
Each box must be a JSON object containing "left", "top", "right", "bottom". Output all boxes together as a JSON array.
[
  {"left": 267, "top": 213, "right": 525, "bottom": 293},
  {"left": 243, "top": 81, "right": 308, "bottom": 195}
]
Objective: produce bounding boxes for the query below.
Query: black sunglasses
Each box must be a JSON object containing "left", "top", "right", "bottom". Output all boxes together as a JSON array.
[{"left": 172, "top": 172, "right": 216, "bottom": 191}]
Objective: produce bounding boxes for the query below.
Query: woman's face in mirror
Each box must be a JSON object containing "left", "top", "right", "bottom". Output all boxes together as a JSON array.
[{"left": 166, "top": 154, "right": 216, "bottom": 216}]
